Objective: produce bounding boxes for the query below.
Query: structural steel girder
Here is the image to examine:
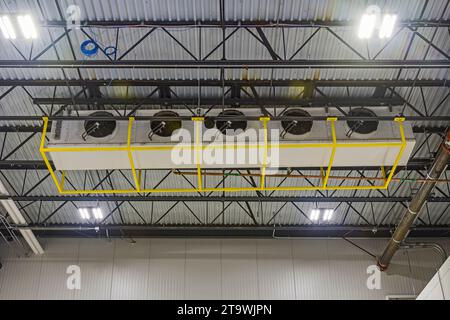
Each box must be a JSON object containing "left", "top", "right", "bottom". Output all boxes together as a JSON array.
[
  {"left": 10, "top": 224, "right": 450, "bottom": 239},
  {"left": 42, "top": 19, "right": 450, "bottom": 28},
  {"left": 0, "top": 60, "right": 449, "bottom": 69},
  {"left": 2, "top": 79, "right": 449, "bottom": 87},
  {"left": 0, "top": 157, "right": 448, "bottom": 171},
  {"left": 1, "top": 195, "right": 449, "bottom": 203},
  {"left": 1, "top": 115, "right": 448, "bottom": 121},
  {"left": 0, "top": 125, "right": 446, "bottom": 134},
  {"left": 32, "top": 96, "right": 403, "bottom": 107}
]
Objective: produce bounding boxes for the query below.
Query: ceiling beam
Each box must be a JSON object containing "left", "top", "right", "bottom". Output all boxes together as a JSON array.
[
  {"left": 13, "top": 224, "right": 450, "bottom": 238},
  {"left": 32, "top": 97, "right": 402, "bottom": 107},
  {"left": 0, "top": 60, "right": 448, "bottom": 69},
  {"left": 1, "top": 195, "right": 449, "bottom": 203},
  {"left": 1, "top": 115, "right": 448, "bottom": 122},
  {"left": 0, "top": 157, "right": 447, "bottom": 171},
  {"left": 0, "top": 125, "right": 447, "bottom": 134},
  {"left": 2, "top": 79, "right": 449, "bottom": 87},
  {"left": 0, "top": 126, "right": 43, "bottom": 133},
  {"left": 42, "top": 19, "right": 450, "bottom": 28}
]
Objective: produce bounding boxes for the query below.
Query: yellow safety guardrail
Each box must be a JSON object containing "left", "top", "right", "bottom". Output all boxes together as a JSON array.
[{"left": 39, "top": 116, "right": 407, "bottom": 194}]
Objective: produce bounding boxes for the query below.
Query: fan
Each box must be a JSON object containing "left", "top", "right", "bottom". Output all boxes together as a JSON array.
[
  {"left": 149, "top": 110, "right": 182, "bottom": 139},
  {"left": 82, "top": 111, "right": 117, "bottom": 140},
  {"left": 280, "top": 109, "right": 313, "bottom": 137},
  {"left": 215, "top": 110, "right": 247, "bottom": 135},
  {"left": 204, "top": 117, "right": 215, "bottom": 129},
  {"left": 346, "top": 108, "right": 379, "bottom": 136}
]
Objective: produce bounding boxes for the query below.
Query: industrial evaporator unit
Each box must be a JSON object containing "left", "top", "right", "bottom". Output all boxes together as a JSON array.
[{"left": 45, "top": 108, "right": 415, "bottom": 171}]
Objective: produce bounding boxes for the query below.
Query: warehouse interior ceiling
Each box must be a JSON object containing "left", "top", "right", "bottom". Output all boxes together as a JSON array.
[{"left": 0, "top": 0, "right": 449, "bottom": 257}]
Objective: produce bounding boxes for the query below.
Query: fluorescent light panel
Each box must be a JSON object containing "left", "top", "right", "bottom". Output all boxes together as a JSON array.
[
  {"left": 310, "top": 209, "right": 334, "bottom": 221},
  {"left": 310, "top": 209, "right": 320, "bottom": 221},
  {"left": 78, "top": 208, "right": 90, "bottom": 219},
  {"left": 323, "top": 209, "right": 334, "bottom": 221},
  {"left": 17, "top": 14, "right": 37, "bottom": 39},
  {"left": 93, "top": 208, "right": 103, "bottom": 219},
  {"left": 78, "top": 207, "right": 103, "bottom": 220},
  {"left": 379, "top": 14, "right": 397, "bottom": 38},
  {"left": 0, "top": 15, "right": 16, "bottom": 39},
  {"left": 358, "top": 14, "right": 376, "bottom": 39}
]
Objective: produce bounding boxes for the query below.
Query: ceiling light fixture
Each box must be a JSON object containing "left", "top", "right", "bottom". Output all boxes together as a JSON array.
[
  {"left": 0, "top": 15, "right": 16, "bottom": 39},
  {"left": 310, "top": 209, "right": 320, "bottom": 221},
  {"left": 93, "top": 207, "right": 103, "bottom": 220},
  {"left": 379, "top": 14, "right": 397, "bottom": 39},
  {"left": 79, "top": 207, "right": 103, "bottom": 220},
  {"left": 17, "top": 14, "right": 37, "bottom": 39},
  {"left": 78, "top": 208, "right": 90, "bottom": 220},
  {"left": 358, "top": 13, "right": 376, "bottom": 39},
  {"left": 323, "top": 209, "right": 334, "bottom": 221}
]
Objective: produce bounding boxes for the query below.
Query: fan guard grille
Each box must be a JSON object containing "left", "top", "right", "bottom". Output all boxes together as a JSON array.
[{"left": 83, "top": 111, "right": 117, "bottom": 139}]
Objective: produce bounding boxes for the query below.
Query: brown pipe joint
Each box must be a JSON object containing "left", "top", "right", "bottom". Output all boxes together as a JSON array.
[{"left": 376, "top": 258, "right": 388, "bottom": 272}]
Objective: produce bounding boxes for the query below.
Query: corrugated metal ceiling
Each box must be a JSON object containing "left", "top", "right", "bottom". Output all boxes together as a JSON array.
[{"left": 0, "top": 0, "right": 448, "bottom": 227}]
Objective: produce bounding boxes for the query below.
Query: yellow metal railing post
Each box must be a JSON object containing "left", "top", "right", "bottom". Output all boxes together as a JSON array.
[
  {"left": 319, "top": 167, "right": 325, "bottom": 185},
  {"left": 60, "top": 171, "right": 66, "bottom": 190},
  {"left": 323, "top": 117, "right": 337, "bottom": 189},
  {"left": 380, "top": 166, "right": 386, "bottom": 183},
  {"left": 39, "top": 117, "right": 64, "bottom": 193},
  {"left": 259, "top": 117, "right": 270, "bottom": 190},
  {"left": 192, "top": 117, "right": 204, "bottom": 191},
  {"left": 382, "top": 117, "right": 406, "bottom": 189},
  {"left": 127, "top": 117, "right": 141, "bottom": 192},
  {"left": 138, "top": 169, "right": 142, "bottom": 186}
]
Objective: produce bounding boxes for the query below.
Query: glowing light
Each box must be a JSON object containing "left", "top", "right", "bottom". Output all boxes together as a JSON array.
[
  {"left": 358, "top": 14, "right": 376, "bottom": 39},
  {"left": 78, "top": 208, "right": 90, "bottom": 219},
  {"left": 323, "top": 209, "right": 334, "bottom": 221},
  {"left": 379, "top": 14, "right": 397, "bottom": 39},
  {"left": 310, "top": 209, "right": 320, "bottom": 221},
  {"left": 0, "top": 16, "right": 16, "bottom": 39},
  {"left": 17, "top": 14, "right": 37, "bottom": 39},
  {"left": 93, "top": 208, "right": 103, "bottom": 219}
]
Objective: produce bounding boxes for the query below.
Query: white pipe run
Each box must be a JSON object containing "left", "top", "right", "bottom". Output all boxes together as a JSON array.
[{"left": 0, "top": 180, "right": 43, "bottom": 255}]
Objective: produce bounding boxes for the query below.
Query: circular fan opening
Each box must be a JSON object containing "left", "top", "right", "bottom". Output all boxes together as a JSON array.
[
  {"left": 346, "top": 108, "right": 379, "bottom": 135},
  {"left": 215, "top": 110, "right": 247, "bottom": 135},
  {"left": 83, "top": 111, "right": 117, "bottom": 139},
  {"left": 150, "top": 110, "right": 182, "bottom": 138},
  {"left": 281, "top": 109, "right": 313, "bottom": 136},
  {"left": 204, "top": 117, "right": 215, "bottom": 129}
]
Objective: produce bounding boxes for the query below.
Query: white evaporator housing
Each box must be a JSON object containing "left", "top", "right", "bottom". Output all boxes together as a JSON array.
[{"left": 47, "top": 108, "right": 416, "bottom": 171}]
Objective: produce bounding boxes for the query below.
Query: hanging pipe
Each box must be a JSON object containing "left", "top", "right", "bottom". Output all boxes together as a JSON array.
[{"left": 378, "top": 131, "right": 450, "bottom": 271}]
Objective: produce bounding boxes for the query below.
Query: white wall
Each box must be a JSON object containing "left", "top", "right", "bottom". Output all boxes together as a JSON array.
[
  {"left": 417, "top": 256, "right": 450, "bottom": 300},
  {"left": 0, "top": 238, "right": 448, "bottom": 300}
]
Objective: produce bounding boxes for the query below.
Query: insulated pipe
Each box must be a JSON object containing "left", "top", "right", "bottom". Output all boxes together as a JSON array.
[{"left": 378, "top": 131, "right": 450, "bottom": 270}]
